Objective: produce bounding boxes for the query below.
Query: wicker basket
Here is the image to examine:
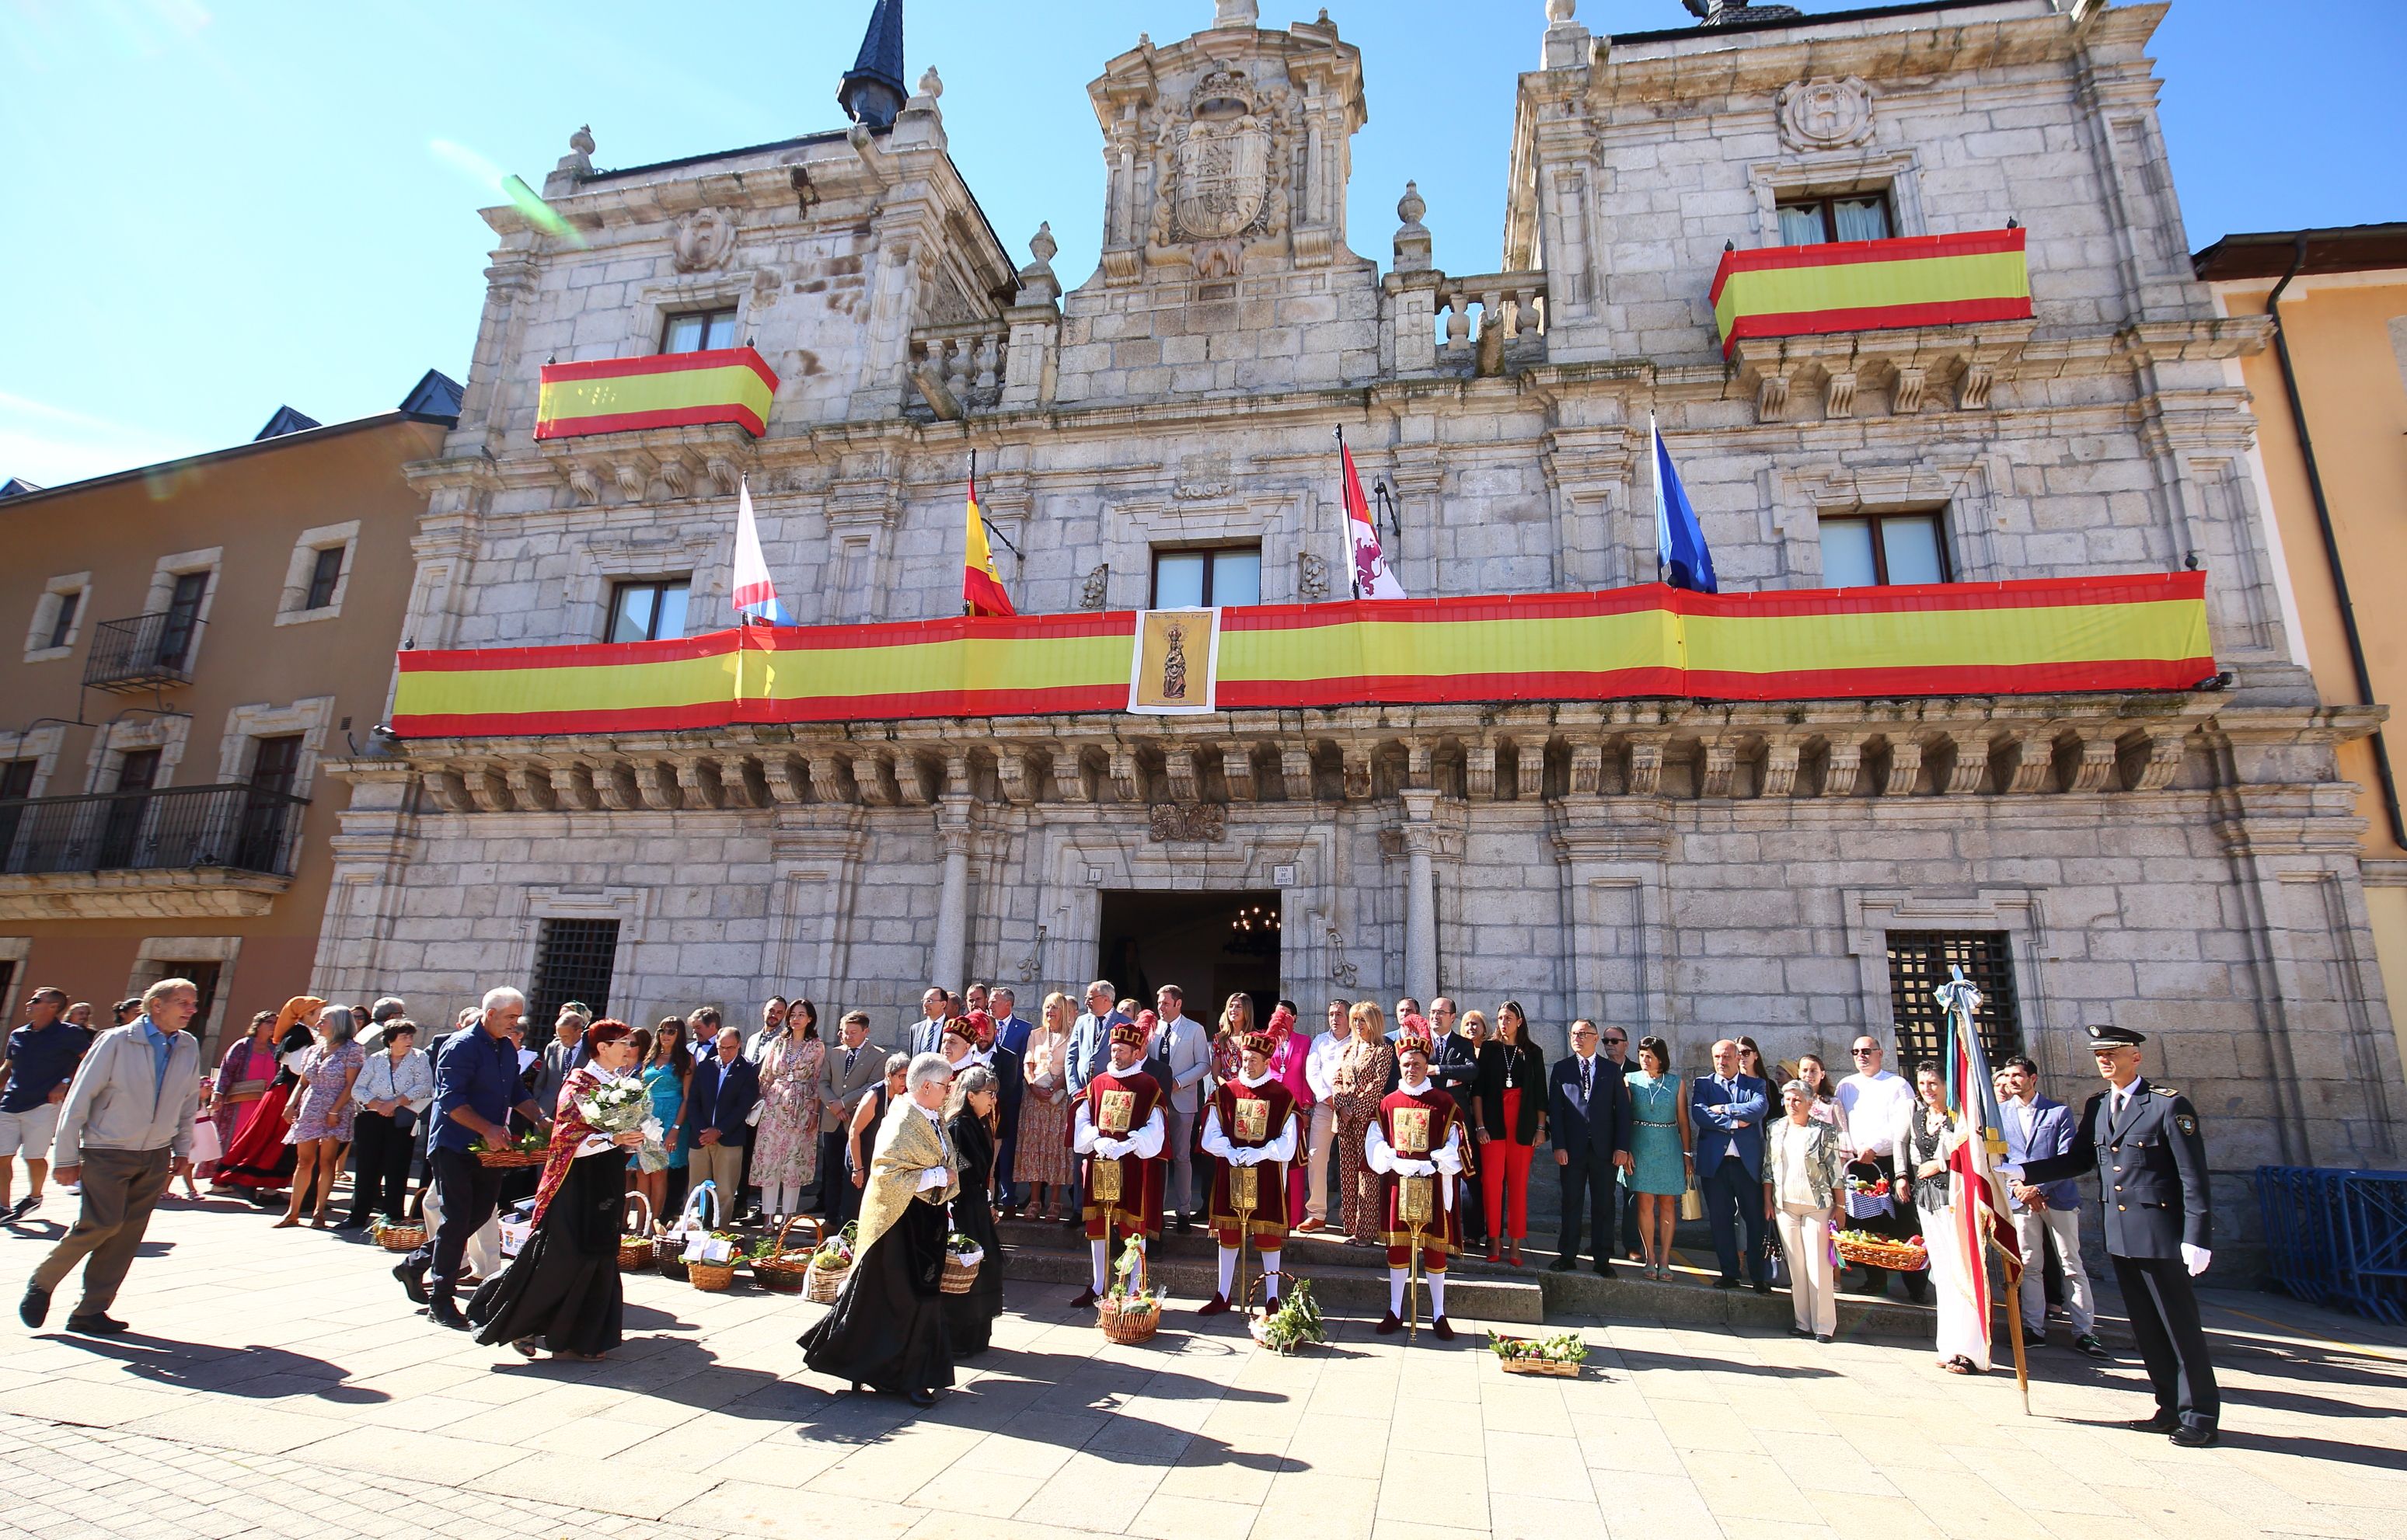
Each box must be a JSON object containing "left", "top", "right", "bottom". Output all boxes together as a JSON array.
[
  {"left": 804, "top": 1260, "right": 850, "bottom": 1303},
  {"left": 748, "top": 1214, "right": 824, "bottom": 1294},
  {"left": 1097, "top": 1297, "right": 1162, "bottom": 1345},
  {"left": 1491, "top": 1333, "right": 1584, "bottom": 1377},
  {"left": 1836, "top": 1234, "right": 1929, "bottom": 1273},
  {"left": 473, "top": 1145, "right": 547, "bottom": 1169},
  {"left": 656, "top": 1183, "right": 723, "bottom": 1282},
  {"left": 617, "top": 1192, "right": 656, "bottom": 1273},
  {"left": 689, "top": 1256, "right": 738, "bottom": 1291},
  {"left": 372, "top": 1221, "right": 426, "bottom": 1253},
  {"left": 940, "top": 1244, "right": 985, "bottom": 1296}
]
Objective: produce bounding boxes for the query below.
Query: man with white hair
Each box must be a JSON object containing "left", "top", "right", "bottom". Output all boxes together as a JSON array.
[
  {"left": 683, "top": 1025, "right": 761, "bottom": 1214},
  {"left": 395, "top": 987, "right": 551, "bottom": 1329},
  {"left": 20, "top": 977, "right": 202, "bottom": 1334}
]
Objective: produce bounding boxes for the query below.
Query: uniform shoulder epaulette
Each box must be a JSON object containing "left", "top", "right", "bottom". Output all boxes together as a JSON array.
[{"left": 2153, "top": 1085, "right": 2180, "bottom": 1097}]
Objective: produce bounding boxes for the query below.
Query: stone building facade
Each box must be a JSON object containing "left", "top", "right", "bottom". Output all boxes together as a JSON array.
[{"left": 316, "top": 0, "right": 2404, "bottom": 1250}]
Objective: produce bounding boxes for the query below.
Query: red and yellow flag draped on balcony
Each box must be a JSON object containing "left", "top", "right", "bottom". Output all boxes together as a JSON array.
[
  {"left": 1710, "top": 229, "right": 2033, "bottom": 358},
  {"left": 389, "top": 573, "right": 2213, "bottom": 737},
  {"left": 534, "top": 347, "right": 780, "bottom": 440}
]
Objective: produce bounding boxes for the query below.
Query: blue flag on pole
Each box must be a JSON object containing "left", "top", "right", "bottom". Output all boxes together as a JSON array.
[{"left": 1652, "top": 414, "right": 1717, "bottom": 594}]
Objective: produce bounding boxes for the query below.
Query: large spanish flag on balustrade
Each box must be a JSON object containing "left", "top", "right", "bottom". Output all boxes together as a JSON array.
[
  {"left": 390, "top": 573, "right": 2212, "bottom": 738},
  {"left": 535, "top": 347, "right": 780, "bottom": 440},
  {"left": 1711, "top": 228, "right": 2032, "bottom": 359}
]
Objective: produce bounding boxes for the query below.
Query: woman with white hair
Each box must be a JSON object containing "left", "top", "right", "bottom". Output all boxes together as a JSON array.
[
  {"left": 943, "top": 1064, "right": 1005, "bottom": 1357},
  {"left": 276, "top": 1005, "right": 364, "bottom": 1228},
  {"left": 801, "top": 1051, "right": 961, "bottom": 1408}
]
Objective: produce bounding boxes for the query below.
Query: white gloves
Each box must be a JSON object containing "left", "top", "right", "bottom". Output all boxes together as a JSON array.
[
  {"left": 1396, "top": 1158, "right": 1436, "bottom": 1178},
  {"left": 2180, "top": 1243, "right": 2210, "bottom": 1277},
  {"left": 1091, "top": 1137, "right": 1124, "bottom": 1161}
]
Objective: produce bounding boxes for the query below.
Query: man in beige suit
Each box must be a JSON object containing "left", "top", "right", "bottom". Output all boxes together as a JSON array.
[{"left": 817, "top": 1010, "right": 886, "bottom": 1221}]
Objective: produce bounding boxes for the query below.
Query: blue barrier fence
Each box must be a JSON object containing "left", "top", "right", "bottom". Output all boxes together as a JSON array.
[{"left": 2253, "top": 1166, "right": 2407, "bottom": 1326}]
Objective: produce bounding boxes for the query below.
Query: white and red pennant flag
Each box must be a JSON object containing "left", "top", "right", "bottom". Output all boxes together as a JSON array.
[
  {"left": 1338, "top": 432, "right": 1406, "bottom": 600},
  {"left": 1937, "top": 967, "right": 2025, "bottom": 1390},
  {"left": 731, "top": 476, "right": 792, "bottom": 625}
]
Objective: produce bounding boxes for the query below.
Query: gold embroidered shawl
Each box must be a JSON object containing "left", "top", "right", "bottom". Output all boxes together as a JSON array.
[{"left": 854, "top": 1096, "right": 961, "bottom": 1257}]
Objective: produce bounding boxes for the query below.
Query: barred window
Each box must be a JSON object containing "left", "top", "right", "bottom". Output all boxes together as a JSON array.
[
  {"left": 531, "top": 918, "right": 618, "bottom": 1030},
  {"left": 1885, "top": 930, "right": 2022, "bottom": 1071}
]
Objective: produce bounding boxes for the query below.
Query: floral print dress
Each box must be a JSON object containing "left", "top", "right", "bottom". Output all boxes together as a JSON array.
[
  {"left": 1332, "top": 1037, "right": 1397, "bottom": 1245},
  {"left": 752, "top": 1033, "right": 824, "bottom": 1188},
  {"left": 284, "top": 1041, "right": 364, "bottom": 1144}
]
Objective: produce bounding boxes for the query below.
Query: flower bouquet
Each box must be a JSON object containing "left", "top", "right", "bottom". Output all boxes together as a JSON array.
[
  {"left": 1489, "top": 1329, "right": 1589, "bottom": 1377},
  {"left": 1247, "top": 1276, "right": 1325, "bottom": 1356},
  {"left": 1097, "top": 1241, "right": 1166, "bottom": 1345},
  {"left": 940, "top": 1231, "right": 985, "bottom": 1295},
  {"left": 576, "top": 1076, "right": 666, "bottom": 1170}
]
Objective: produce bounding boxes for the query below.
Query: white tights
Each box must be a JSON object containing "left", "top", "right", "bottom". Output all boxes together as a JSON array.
[
  {"left": 1212, "top": 1245, "right": 1284, "bottom": 1302},
  {"left": 1387, "top": 1266, "right": 1447, "bottom": 1319}
]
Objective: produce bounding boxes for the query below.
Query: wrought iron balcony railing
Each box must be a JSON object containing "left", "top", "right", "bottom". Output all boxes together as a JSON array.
[
  {"left": 0, "top": 782, "right": 309, "bottom": 880},
  {"left": 84, "top": 611, "right": 207, "bottom": 692}
]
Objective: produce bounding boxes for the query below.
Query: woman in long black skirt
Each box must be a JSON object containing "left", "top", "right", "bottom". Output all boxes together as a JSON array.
[
  {"left": 801, "top": 1052, "right": 961, "bottom": 1406},
  {"left": 472, "top": 1019, "right": 647, "bottom": 1361},
  {"left": 944, "top": 1064, "right": 1005, "bottom": 1357}
]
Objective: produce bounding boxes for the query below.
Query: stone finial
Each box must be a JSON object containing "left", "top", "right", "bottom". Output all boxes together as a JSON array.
[
  {"left": 1547, "top": 0, "right": 1575, "bottom": 19},
  {"left": 1394, "top": 180, "right": 1432, "bottom": 272},
  {"left": 1030, "top": 221, "right": 1058, "bottom": 267},
  {"left": 548, "top": 124, "right": 595, "bottom": 195},
  {"left": 1542, "top": 0, "right": 1591, "bottom": 68},
  {"left": 1017, "top": 221, "right": 1062, "bottom": 303},
  {"left": 916, "top": 65, "right": 944, "bottom": 101},
  {"left": 569, "top": 124, "right": 595, "bottom": 157},
  {"left": 1213, "top": 0, "right": 1259, "bottom": 28}
]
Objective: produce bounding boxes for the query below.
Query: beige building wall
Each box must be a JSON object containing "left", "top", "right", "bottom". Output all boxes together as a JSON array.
[
  {"left": 2210, "top": 252, "right": 2407, "bottom": 1084},
  {"left": 0, "top": 413, "right": 447, "bottom": 1056}
]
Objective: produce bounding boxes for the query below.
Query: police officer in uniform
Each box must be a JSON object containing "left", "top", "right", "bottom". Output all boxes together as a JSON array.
[{"left": 2009, "top": 1023, "right": 2218, "bottom": 1446}]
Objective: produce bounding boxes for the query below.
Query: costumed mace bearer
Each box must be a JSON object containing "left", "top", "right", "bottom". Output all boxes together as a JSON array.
[
  {"left": 1367, "top": 1022, "right": 1465, "bottom": 1340},
  {"left": 1198, "top": 1028, "right": 1300, "bottom": 1315},
  {"left": 1069, "top": 1018, "right": 1167, "bottom": 1306}
]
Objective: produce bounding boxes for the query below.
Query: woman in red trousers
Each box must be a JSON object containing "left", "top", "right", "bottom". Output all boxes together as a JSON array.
[{"left": 1472, "top": 1000, "right": 1547, "bottom": 1266}]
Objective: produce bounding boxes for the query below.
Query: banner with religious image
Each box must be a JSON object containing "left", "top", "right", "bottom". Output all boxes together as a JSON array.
[{"left": 1127, "top": 607, "right": 1221, "bottom": 715}]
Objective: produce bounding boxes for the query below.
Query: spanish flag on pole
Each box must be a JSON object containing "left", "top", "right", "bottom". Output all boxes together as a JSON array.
[{"left": 963, "top": 462, "right": 1014, "bottom": 618}]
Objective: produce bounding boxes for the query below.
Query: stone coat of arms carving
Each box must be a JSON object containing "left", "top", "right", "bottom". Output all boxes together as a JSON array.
[
  {"left": 1173, "top": 109, "right": 1271, "bottom": 239},
  {"left": 1147, "top": 66, "right": 1292, "bottom": 268}
]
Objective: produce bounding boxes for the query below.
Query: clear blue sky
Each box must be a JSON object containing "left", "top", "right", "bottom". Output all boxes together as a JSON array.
[{"left": 4, "top": 0, "right": 2399, "bottom": 487}]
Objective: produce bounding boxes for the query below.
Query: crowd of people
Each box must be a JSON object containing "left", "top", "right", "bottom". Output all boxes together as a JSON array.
[{"left": 0, "top": 972, "right": 2221, "bottom": 1444}]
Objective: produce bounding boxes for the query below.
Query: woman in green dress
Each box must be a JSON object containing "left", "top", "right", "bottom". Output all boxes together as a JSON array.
[{"left": 1624, "top": 1036, "right": 1693, "bottom": 1281}]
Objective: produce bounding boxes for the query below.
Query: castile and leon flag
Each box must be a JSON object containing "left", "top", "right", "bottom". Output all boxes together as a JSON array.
[{"left": 1339, "top": 436, "right": 1407, "bottom": 601}]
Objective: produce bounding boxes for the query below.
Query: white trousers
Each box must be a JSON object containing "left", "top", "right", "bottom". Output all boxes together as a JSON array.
[
  {"left": 1306, "top": 1103, "right": 1338, "bottom": 1221},
  {"left": 1922, "top": 1202, "right": 1990, "bottom": 1371},
  {"left": 1774, "top": 1204, "right": 1837, "bottom": 1336},
  {"left": 2015, "top": 1204, "right": 2095, "bottom": 1336}
]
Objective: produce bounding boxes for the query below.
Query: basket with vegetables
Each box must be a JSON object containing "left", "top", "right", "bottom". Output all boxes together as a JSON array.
[
  {"left": 747, "top": 1214, "right": 824, "bottom": 1294},
  {"left": 685, "top": 1232, "right": 743, "bottom": 1291},
  {"left": 1246, "top": 1277, "right": 1326, "bottom": 1356},
  {"left": 371, "top": 1218, "right": 427, "bottom": 1253},
  {"left": 1097, "top": 1243, "right": 1166, "bottom": 1345},
  {"left": 1489, "top": 1330, "right": 1589, "bottom": 1377},
  {"left": 1833, "top": 1230, "right": 1927, "bottom": 1272},
  {"left": 804, "top": 1223, "right": 857, "bottom": 1304},
  {"left": 940, "top": 1232, "right": 985, "bottom": 1295},
  {"left": 471, "top": 1130, "right": 549, "bottom": 1169}
]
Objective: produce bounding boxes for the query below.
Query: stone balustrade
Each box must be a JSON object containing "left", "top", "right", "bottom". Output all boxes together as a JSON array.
[
  {"left": 1436, "top": 273, "right": 1548, "bottom": 373},
  {"left": 908, "top": 319, "right": 1010, "bottom": 419}
]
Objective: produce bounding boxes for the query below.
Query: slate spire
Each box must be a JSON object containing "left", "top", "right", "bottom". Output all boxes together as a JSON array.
[{"left": 839, "top": 0, "right": 905, "bottom": 130}]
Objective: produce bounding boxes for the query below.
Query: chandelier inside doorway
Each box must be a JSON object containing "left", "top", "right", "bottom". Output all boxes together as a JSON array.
[{"left": 1227, "top": 901, "right": 1280, "bottom": 957}]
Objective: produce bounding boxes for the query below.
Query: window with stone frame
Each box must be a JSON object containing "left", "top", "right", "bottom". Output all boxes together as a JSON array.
[
  {"left": 606, "top": 580, "right": 690, "bottom": 643},
  {"left": 1885, "top": 931, "right": 2022, "bottom": 1071},
  {"left": 1820, "top": 510, "right": 1949, "bottom": 587},
  {"left": 661, "top": 308, "right": 739, "bottom": 354},
  {"left": 529, "top": 918, "right": 618, "bottom": 1031},
  {"left": 25, "top": 574, "right": 89, "bottom": 660},
  {"left": 1776, "top": 190, "right": 1895, "bottom": 246},
  {"left": 1151, "top": 545, "right": 1261, "bottom": 608}
]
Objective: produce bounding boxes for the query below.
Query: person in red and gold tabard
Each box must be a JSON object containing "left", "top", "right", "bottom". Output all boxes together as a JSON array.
[
  {"left": 1069, "top": 1017, "right": 1167, "bottom": 1308},
  {"left": 1366, "top": 1022, "right": 1465, "bottom": 1340},
  {"left": 1197, "top": 1030, "right": 1299, "bottom": 1315}
]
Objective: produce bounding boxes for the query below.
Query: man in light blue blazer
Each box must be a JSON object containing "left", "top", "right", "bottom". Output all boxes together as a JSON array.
[
  {"left": 1689, "top": 1038, "right": 1770, "bottom": 1291},
  {"left": 1995, "top": 1055, "right": 2105, "bottom": 1357}
]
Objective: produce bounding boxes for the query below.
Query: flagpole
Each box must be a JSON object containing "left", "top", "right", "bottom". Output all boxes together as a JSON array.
[{"left": 1333, "top": 427, "right": 1352, "bottom": 601}]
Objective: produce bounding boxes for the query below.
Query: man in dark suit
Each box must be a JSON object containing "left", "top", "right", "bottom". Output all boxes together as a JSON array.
[
  {"left": 815, "top": 1011, "right": 884, "bottom": 1215},
  {"left": 1688, "top": 1037, "right": 1770, "bottom": 1292},
  {"left": 682, "top": 1026, "right": 760, "bottom": 1222},
  {"left": 1547, "top": 1019, "right": 1632, "bottom": 1276},
  {"left": 988, "top": 988, "right": 1034, "bottom": 1211},
  {"left": 2013, "top": 1023, "right": 2218, "bottom": 1445}
]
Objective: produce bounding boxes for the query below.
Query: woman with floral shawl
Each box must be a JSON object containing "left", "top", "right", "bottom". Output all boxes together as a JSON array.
[
  {"left": 470, "top": 1019, "right": 647, "bottom": 1360},
  {"left": 211, "top": 995, "right": 323, "bottom": 1194}
]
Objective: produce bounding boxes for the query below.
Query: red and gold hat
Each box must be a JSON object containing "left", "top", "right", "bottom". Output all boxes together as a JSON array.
[
  {"left": 942, "top": 1016, "right": 978, "bottom": 1046},
  {"left": 1110, "top": 1018, "right": 1148, "bottom": 1050},
  {"left": 1238, "top": 1030, "right": 1274, "bottom": 1057},
  {"left": 1395, "top": 1014, "right": 1435, "bottom": 1057}
]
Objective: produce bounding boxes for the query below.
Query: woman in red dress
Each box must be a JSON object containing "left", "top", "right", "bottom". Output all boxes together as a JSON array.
[{"left": 212, "top": 995, "right": 323, "bottom": 1196}]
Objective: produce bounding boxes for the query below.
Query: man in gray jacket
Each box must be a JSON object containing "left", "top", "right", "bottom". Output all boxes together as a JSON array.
[
  {"left": 1146, "top": 985, "right": 1212, "bottom": 1231},
  {"left": 20, "top": 977, "right": 202, "bottom": 1334}
]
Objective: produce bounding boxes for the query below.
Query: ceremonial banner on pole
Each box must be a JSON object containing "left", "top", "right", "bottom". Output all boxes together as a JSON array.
[
  {"left": 1938, "top": 966, "right": 2028, "bottom": 1409},
  {"left": 963, "top": 463, "right": 1015, "bottom": 618},
  {"left": 731, "top": 478, "right": 792, "bottom": 626},
  {"left": 1338, "top": 432, "right": 1406, "bottom": 600}
]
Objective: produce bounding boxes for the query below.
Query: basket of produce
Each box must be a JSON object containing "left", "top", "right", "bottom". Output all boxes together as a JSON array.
[
  {"left": 748, "top": 1214, "right": 824, "bottom": 1294},
  {"left": 1246, "top": 1276, "right": 1325, "bottom": 1356},
  {"left": 1834, "top": 1230, "right": 1928, "bottom": 1272},
  {"left": 1097, "top": 1244, "right": 1164, "bottom": 1345},
  {"left": 804, "top": 1223, "right": 856, "bottom": 1304},
  {"left": 1490, "top": 1330, "right": 1589, "bottom": 1378},
  {"left": 371, "top": 1218, "right": 427, "bottom": 1253},
  {"left": 940, "top": 1232, "right": 985, "bottom": 1296},
  {"left": 657, "top": 1183, "right": 722, "bottom": 1281},
  {"left": 472, "top": 1131, "right": 549, "bottom": 1169},
  {"left": 617, "top": 1191, "right": 656, "bottom": 1272},
  {"left": 686, "top": 1234, "right": 741, "bottom": 1292}
]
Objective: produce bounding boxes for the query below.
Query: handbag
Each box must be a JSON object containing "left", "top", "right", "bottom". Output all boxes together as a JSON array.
[
  {"left": 1679, "top": 1176, "right": 1704, "bottom": 1222},
  {"left": 188, "top": 1118, "right": 223, "bottom": 1166}
]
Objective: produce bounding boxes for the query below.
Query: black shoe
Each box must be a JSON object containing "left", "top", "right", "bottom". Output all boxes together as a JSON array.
[
  {"left": 18, "top": 1284, "right": 50, "bottom": 1329},
  {"left": 2073, "top": 1333, "right": 2110, "bottom": 1360},
  {"left": 1752, "top": 1280, "right": 1772, "bottom": 1295},
  {"left": 1375, "top": 1312, "right": 1402, "bottom": 1336},
  {"left": 1592, "top": 1260, "right": 1616, "bottom": 1279},
  {"left": 334, "top": 1218, "right": 368, "bottom": 1232},
  {"left": 1174, "top": 1216, "right": 1195, "bottom": 1234},
  {"left": 65, "top": 1312, "right": 127, "bottom": 1335},
  {"left": 2022, "top": 1326, "right": 2047, "bottom": 1348},
  {"left": 1789, "top": 1324, "right": 1816, "bottom": 1339},
  {"left": 906, "top": 1387, "right": 937, "bottom": 1408},
  {"left": 1069, "top": 1287, "right": 1098, "bottom": 1309},
  {"left": 8, "top": 1194, "right": 37, "bottom": 1221},
  {"left": 1712, "top": 1277, "right": 1740, "bottom": 1291},
  {"left": 2126, "top": 1412, "right": 2181, "bottom": 1434},
  {"left": 1431, "top": 1315, "right": 1455, "bottom": 1341},
  {"left": 2169, "top": 1422, "right": 2218, "bottom": 1448},
  {"left": 427, "top": 1298, "right": 472, "bottom": 1331},
  {"left": 392, "top": 1261, "right": 428, "bottom": 1305},
  {"left": 1815, "top": 1333, "right": 1833, "bottom": 1344},
  {"left": 1547, "top": 1257, "right": 1577, "bottom": 1273}
]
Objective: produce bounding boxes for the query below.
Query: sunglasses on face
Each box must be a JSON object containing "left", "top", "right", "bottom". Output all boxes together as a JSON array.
[{"left": 1851, "top": 1048, "right": 1879, "bottom": 1057}]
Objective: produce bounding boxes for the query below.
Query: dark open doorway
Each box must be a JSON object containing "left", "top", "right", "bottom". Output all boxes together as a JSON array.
[{"left": 1096, "top": 889, "right": 1283, "bottom": 1023}]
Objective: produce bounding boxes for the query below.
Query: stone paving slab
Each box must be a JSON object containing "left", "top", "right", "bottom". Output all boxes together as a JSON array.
[{"left": 0, "top": 1193, "right": 2402, "bottom": 1540}]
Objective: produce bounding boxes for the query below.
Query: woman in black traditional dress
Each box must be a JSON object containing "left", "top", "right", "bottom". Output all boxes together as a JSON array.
[
  {"left": 944, "top": 1064, "right": 1005, "bottom": 1357},
  {"left": 471, "top": 1019, "right": 647, "bottom": 1361},
  {"left": 801, "top": 1052, "right": 960, "bottom": 1407}
]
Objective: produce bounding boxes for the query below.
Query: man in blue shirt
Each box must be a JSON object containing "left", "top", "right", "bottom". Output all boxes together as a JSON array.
[
  {"left": 396, "top": 986, "right": 550, "bottom": 1329},
  {"left": 1689, "top": 1038, "right": 1770, "bottom": 1293},
  {"left": 1, "top": 987, "right": 92, "bottom": 1221}
]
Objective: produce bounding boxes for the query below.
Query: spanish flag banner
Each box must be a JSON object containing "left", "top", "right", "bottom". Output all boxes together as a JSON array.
[
  {"left": 535, "top": 347, "right": 780, "bottom": 441},
  {"left": 391, "top": 573, "right": 2211, "bottom": 737},
  {"left": 964, "top": 470, "right": 1014, "bottom": 618},
  {"left": 1711, "top": 228, "right": 2032, "bottom": 359}
]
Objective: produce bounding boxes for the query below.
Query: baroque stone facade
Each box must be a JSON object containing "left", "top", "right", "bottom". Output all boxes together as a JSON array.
[{"left": 319, "top": 0, "right": 2403, "bottom": 1254}]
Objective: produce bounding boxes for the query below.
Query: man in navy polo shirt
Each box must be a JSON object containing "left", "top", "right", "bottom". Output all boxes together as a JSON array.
[
  {"left": 394, "top": 986, "right": 551, "bottom": 1329},
  {"left": 1, "top": 987, "right": 92, "bottom": 1221}
]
